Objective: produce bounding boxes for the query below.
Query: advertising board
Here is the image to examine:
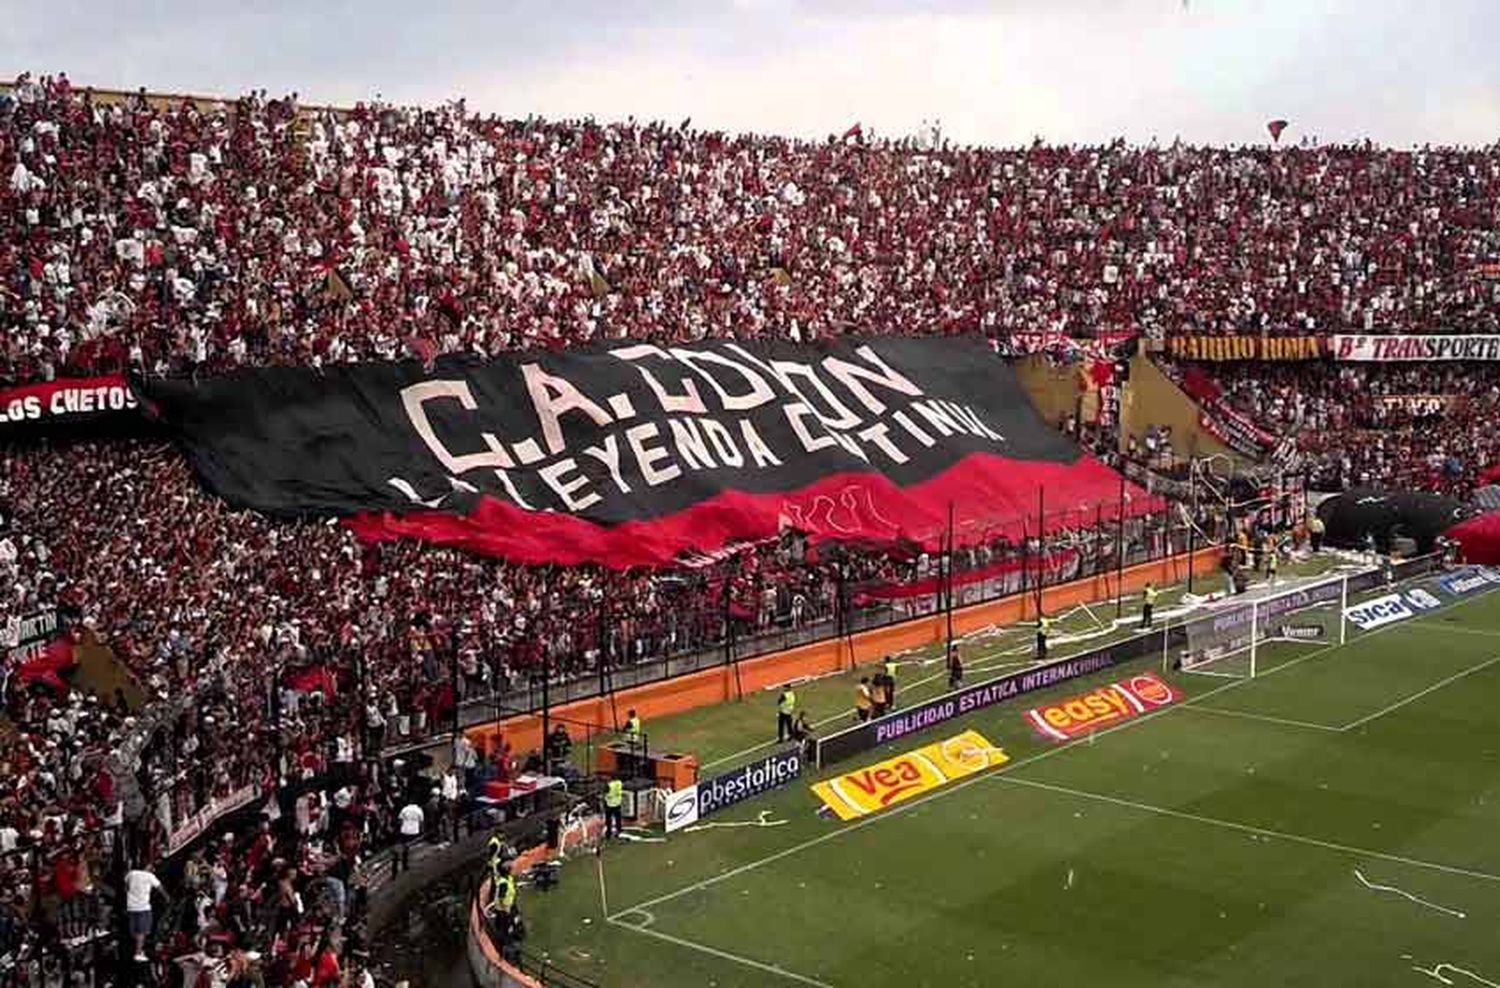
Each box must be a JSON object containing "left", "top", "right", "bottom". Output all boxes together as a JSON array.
[
  {"left": 664, "top": 748, "right": 802, "bottom": 833},
  {"left": 811, "top": 730, "right": 1006, "bottom": 821}
]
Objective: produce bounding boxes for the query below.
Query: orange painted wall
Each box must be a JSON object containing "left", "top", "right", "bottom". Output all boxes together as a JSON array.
[
  {"left": 469, "top": 887, "right": 541, "bottom": 988},
  {"left": 468, "top": 547, "right": 1222, "bottom": 758}
]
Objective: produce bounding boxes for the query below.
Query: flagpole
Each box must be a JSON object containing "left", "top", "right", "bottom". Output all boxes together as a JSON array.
[
  {"left": 1035, "top": 486, "right": 1046, "bottom": 621},
  {"left": 1187, "top": 469, "right": 1197, "bottom": 595},
  {"left": 945, "top": 502, "right": 955, "bottom": 660},
  {"left": 1115, "top": 471, "right": 1128, "bottom": 619}
]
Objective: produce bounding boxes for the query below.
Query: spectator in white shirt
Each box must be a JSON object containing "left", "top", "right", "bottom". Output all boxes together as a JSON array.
[
  {"left": 394, "top": 801, "right": 423, "bottom": 876},
  {"left": 124, "top": 864, "right": 163, "bottom": 961}
]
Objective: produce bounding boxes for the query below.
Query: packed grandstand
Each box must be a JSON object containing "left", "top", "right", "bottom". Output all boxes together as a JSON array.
[{"left": 4, "top": 70, "right": 1500, "bottom": 987}]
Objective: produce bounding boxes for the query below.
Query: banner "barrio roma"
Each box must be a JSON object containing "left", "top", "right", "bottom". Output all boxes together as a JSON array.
[
  {"left": 811, "top": 729, "right": 1006, "bottom": 821},
  {"left": 1167, "top": 336, "right": 1324, "bottom": 362},
  {"left": 139, "top": 338, "right": 1153, "bottom": 567},
  {"left": 1332, "top": 335, "right": 1500, "bottom": 362}
]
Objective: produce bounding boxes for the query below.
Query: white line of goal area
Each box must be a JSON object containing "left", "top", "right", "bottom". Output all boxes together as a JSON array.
[
  {"left": 612, "top": 585, "right": 1500, "bottom": 929},
  {"left": 1340, "top": 652, "right": 1500, "bottom": 731},
  {"left": 1185, "top": 630, "right": 1500, "bottom": 734}
]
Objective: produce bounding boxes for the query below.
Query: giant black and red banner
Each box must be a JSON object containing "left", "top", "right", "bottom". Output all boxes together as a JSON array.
[{"left": 138, "top": 338, "right": 1156, "bottom": 567}]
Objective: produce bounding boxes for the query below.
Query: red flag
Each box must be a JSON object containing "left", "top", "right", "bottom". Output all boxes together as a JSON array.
[
  {"left": 285, "top": 664, "right": 337, "bottom": 700},
  {"left": 404, "top": 335, "right": 438, "bottom": 369},
  {"left": 15, "top": 637, "right": 77, "bottom": 695},
  {"left": 842, "top": 122, "right": 863, "bottom": 140},
  {"left": 1267, "top": 119, "right": 1289, "bottom": 143}
]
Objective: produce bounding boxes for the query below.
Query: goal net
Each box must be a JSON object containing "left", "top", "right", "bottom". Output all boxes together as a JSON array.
[{"left": 1173, "top": 553, "right": 1444, "bottom": 679}]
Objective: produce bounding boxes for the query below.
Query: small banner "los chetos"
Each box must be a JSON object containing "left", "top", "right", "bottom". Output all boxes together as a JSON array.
[
  {"left": 1024, "top": 672, "right": 1182, "bottom": 742},
  {"left": 811, "top": 729, "right": 1007, "bottom": 821}
]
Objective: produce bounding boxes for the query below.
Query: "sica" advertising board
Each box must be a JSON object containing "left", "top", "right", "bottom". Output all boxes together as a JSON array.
[
  {"left": 1024, "top": 672, "right": 1182, "bottom": 742},
  {"left": 811, "top": 730, "right": 1007, "bottom": 821}
]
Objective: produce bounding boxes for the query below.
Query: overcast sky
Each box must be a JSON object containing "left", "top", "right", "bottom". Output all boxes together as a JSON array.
[{"left": 6, "top": 1, "right": 1499, "bottom": 147}]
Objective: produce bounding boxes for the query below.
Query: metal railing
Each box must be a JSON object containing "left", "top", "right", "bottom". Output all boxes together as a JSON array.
[{"left": 381, "top": 497, "right": 1216, "bottom": 753}]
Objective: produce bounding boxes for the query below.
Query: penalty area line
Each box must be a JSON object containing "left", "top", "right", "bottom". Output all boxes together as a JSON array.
[
  {"left": 1181, "top": 705, "right": 1343, "bottom": 733},
  {"left": 996, "top": 776, "right": 1500, "bottom": 886},
  {"left": 1341, "top": 654, "right": 1500, "bottom": 732},
  {"left": 605, "top": 916, "right": 835, "bottom": 987}
]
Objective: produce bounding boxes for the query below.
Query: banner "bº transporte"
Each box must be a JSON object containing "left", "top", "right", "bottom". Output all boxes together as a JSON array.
[{"left": 1332, "top": 335, "right": 1500, "bottom": 362}]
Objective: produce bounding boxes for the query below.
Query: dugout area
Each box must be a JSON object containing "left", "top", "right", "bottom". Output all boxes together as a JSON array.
[{"left": 521, "top": 566, "right": 1500, "bottom": 987}]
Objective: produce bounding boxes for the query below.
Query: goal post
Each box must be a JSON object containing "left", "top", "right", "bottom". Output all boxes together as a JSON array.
[
  {"left": 1174, "top": 571, "right": 1349, "bottom": 679},
  {"left": 1340, "top": 576, "right": 1348, "bottom": 646},
  {"left": 1169, "top": 551, "right": 1446, "bottom": 679},
  {"left": 1248, "top": 599, "right": 1258, "bottom": 679}
]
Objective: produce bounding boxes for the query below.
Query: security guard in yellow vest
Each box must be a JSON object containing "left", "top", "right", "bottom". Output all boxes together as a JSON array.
[
  {"left": 855, "top": 677, "right": 874, "bottom": 722},
  {"left": 486, "top": 833, "right": 508, "bottom": 886},
  {"left": 487, "top": 867, "right": 518, "bottom": 920},
  {"left": 603, "top": 777, "right": 624, "bottom": 838},
  {"left": 1140, "top": 582, "right": 1160, "bottom": 629},
  {"left": 621, "top": 709, "right": 644, "bottom": 774},
  {"left": 776, "top": 686, "right": 797, "bottom": 743},
  {"left": 1037, "top": 614, "right": 1054, "bottom": 660}
]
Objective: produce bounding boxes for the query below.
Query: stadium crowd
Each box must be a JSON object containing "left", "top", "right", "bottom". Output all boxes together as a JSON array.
[
  {"left": 6, "top": 71, "right": 1500, "bottom": 387},
  {"left": 1, "top": 67, "right": 1495, "bottom": 985},
  {"left": 1171, "top": 361, "right": 1500, "bottom": 495}
]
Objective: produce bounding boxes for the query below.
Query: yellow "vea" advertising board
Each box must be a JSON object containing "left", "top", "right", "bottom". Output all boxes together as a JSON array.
[{"left": 811, "top": 729, "right": 1007, "bottom": 821}]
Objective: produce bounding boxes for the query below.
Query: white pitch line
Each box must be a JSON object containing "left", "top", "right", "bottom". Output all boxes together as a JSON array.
[
  {"left": 606, "top": 916, "right": 835, "bottom": 987},
  {"left": 1342, "top": 654, "right": 1500, "bottom": 732},
  {"left": 997, "top": 776, "right": 1500, "bottom": 885},
  {"left": 596, "top": 854, "right": 610, "bottom": 919},
  {"left": 1355, "top": 869, "right": 1466, "bottom": 919},
  {"left": 1412, "top": 621, "right": 1500, "bottom": 640},
  {"left": 613, "top": 583, "right": 1500, "bottom": 922},
  {"left": 1183, "top": 705, "right": 1344, "bottom": 733}
]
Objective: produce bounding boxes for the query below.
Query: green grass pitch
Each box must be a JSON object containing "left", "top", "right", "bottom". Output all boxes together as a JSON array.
[{"left": 522, "top": 572, "right": 1500, "bottom": 987}]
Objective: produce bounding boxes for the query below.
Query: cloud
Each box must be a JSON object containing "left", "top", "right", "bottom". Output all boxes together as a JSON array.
[{"left": 4, "top": 0, "right": 1498, "bottom": 146}]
